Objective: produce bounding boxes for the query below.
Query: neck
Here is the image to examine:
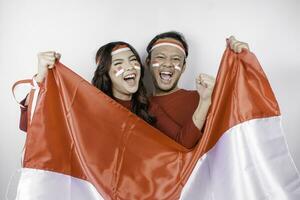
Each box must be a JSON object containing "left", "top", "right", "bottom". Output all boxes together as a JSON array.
[
  {"left": 113, "top": 90, "right": 132, "bottom": 101},
  {"left": 153, "top": 86, "right": 180, "bottom": 96}
]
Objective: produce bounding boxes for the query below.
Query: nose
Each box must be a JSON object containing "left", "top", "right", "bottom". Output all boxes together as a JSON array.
[
  {"left": 124, "top": 61, "right": 135, "bottom": 71},
  {"left": 162, "top": 58, "right": 173, "bottom": 68}
]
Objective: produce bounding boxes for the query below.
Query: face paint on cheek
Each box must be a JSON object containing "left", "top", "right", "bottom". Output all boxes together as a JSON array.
[
  {"left": 152, "top": 62, "right": 160, "bottom": 68},
  {"left": 174, "top": 64, "right": 182, "bottom": 71},
  {"left": 113, "top": 66, "right": 125, "bottom": 77},
  {"left": 134, "top": 64, "right": 141, "bottom": 70}
]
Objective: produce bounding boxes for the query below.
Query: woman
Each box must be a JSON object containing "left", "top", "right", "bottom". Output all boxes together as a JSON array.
[{"left": 20, "top": 41, "right": 201, "bottom": 148}]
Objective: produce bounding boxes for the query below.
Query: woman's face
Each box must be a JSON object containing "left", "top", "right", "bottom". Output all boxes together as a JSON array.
[{"left": 108, "top": 50, "right": 141, "bottom": 100}]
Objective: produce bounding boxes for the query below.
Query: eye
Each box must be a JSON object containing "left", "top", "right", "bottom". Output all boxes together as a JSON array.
[
  {"left": 173, "top": 57, "right": 180, "bottom": 61},
  {"left": 156, "top": 55, "right": 165, "bottom": 59},
  {"left": 114, "top": 62, "right": 122, "bottom": 66},
  {"left": 130, "top": 58, "right": 137, "bottom": 62}
]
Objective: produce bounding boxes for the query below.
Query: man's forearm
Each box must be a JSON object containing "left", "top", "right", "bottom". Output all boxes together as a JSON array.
[{"left": 192, "top": 98, "right": 211, "bottom": 130}]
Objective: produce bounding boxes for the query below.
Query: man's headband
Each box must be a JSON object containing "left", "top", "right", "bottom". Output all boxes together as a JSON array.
[{"left": 150, "top": 40, "right": 186, "bottom": 56}]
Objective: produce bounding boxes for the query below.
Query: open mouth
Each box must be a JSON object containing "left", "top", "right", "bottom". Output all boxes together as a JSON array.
[
  {"left": 159, "top": 71, "right": 173, "bottom": 82},
  {"left": 123, "top": 73, "right": 137, "bottom": 86}
]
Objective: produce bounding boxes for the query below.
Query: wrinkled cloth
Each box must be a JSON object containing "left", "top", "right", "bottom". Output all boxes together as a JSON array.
[{"left": 15, "top": 47, "right": 300, "bottom": 200}]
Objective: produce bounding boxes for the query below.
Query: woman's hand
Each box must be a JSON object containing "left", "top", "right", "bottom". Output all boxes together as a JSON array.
[
  {"left": 35, "top": 51, "right": 61, "bottom": 83},
  {"left": 228, "top": 36, "right": 249, "bottom": 53}
]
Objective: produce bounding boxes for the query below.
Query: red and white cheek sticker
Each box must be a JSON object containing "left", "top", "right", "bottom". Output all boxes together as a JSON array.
[
  {"left": 152, "top": 62, "right": 160, "bottom": 68},
  {"left": 113, "top": 64, "right": 140, "bottom": 77},
  {"left": 134, "top": 64, "right": 141, "bottom": 70},
  {"left": 113, "top": 66, "right": 125, "bottom": 77},
  {"left": 174, "top": 64, "right": 182, "bottom": 71},
  {"left": 152, "top": 62, "right": 181, "bottom": 71}
]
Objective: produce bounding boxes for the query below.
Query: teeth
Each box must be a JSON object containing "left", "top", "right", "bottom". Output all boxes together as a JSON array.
[
  {"left": 160, "top": 71, "right": 173, "bottom": 81},
  {"left": 124, "top": 74, "right": 136, "bottom": 79},
  {"left": 160, "top": 71, "right": 172, "bottom": 75}
]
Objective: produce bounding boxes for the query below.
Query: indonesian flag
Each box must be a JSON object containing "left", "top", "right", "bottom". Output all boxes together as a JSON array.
[{"left": 15, "top": 47, "right": 300, "bottom": 200}]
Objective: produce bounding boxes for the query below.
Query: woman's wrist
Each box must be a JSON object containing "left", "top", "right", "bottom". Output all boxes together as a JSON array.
[{"left": 34, "top": 72, "right": 46, "bottom": 83}]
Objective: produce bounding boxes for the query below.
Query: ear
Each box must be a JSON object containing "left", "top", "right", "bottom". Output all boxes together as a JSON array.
[
  {"left": 181, "top": 61, "right": 186, "bottom": 73},
  {"left": 145, "top": 57, "right": 150, "bottom": 69}
]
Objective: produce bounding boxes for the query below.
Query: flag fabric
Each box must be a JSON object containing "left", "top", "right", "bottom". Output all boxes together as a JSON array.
[{"left": 15, "top": 47, "right": 300, "bottom": 200}]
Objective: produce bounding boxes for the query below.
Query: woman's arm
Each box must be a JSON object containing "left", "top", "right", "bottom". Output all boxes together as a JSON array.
[{"left": 18, "top": 51, "right": 61, "bottom": 132}]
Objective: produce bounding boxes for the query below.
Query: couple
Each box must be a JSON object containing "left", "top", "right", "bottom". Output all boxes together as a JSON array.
[{"left": 20, "top": 31, "right": 249, "bottom": 149}]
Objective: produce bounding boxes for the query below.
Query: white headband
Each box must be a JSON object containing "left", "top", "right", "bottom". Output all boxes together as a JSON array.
[
  {"left": 150, "top": 42, "right": 186, "bottom": 56},
  {"left": 111, "top": 47, "right": 131, "bottom": 56}
]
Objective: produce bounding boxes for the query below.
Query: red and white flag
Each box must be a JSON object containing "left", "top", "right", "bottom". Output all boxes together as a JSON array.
[{"left": 14, "top": 47, "right": 300, "bottom": 200}]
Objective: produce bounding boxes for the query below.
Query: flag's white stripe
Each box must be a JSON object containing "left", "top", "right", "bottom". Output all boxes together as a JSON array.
[
  {"left": 180, "top": 116, "right": 300, "bottom": 200},
  {"left": 16, "top": 168, "right": 104, "bottom": 200},
  {"left": 30, "top": 78, "right": 39, "bottom": 122}
]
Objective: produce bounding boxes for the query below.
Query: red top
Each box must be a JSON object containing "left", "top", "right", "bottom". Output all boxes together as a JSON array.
[
  {"left": 19, "top": 91, "right": 201, "bottom": 149},
  {"left": 150, "top": 89, "right": 202, "bottom": 148}
]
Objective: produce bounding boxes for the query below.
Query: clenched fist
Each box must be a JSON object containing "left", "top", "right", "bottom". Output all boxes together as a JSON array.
[
  {"left": 228, "top": 36, "right": 249, "bottom": 53},
  {"left": 196, "top": 73, "right": 215, "bottom": 102},
  {"left": 35, "top": 51, "right": 61, "bottom": 83}
]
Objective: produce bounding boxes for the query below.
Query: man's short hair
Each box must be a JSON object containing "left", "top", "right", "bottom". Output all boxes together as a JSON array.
[{"left": 146, "top": 31, "right": 189, "bottom": 58}]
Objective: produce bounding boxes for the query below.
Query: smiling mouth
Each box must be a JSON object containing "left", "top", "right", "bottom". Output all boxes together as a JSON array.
[
  {"left": 123, "top": 73, "right": 137, "bottom": 86},
  {"left": 160, "top": 71, "right": 173, "bottom": 81}
]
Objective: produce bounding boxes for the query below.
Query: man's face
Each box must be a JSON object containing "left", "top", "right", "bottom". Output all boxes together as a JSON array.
[{"left": 149, "top": 39, "right": 186, "bottom": 93}]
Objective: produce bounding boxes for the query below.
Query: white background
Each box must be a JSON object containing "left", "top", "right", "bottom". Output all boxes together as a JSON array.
[{"left": 0, "top": 0, "right": 299, "bottom": 198}]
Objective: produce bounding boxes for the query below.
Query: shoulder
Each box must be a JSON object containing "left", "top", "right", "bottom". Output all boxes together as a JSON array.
[
  {"left": 150, "top": 89, "right": 199, "bottom": 105},
  {"left": 176, "top": 89, "right": 199, "bottom": 100}
]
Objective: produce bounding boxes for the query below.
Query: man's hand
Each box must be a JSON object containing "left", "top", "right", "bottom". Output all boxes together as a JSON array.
[
  {"left": 228, "top": 36, "right": 249, "bottom": 53},
  {"left": 196, "top": 73, "right": 215, "bottom": 102}
]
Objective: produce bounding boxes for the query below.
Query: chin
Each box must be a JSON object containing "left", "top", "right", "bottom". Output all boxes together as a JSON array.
[
  {"left": 156, "top": 82, "right": 176, "bottom": 92},
  {"left": 126, "top": 86, "right": 138, "bottom": 94}
]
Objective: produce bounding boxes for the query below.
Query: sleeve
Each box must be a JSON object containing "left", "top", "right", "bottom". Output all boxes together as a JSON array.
[
  {"left": 14, "top": 76, "right": 42, "bottom": 132},
  {"left": 19, "top": 97, "right": 28, "bottom": 132}
]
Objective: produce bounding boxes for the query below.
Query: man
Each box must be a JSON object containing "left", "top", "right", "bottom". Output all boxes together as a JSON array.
[{"left": 146, "top": 31, "right": 249, "bottom": 148}]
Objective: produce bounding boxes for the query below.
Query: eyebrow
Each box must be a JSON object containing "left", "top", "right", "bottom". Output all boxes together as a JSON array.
[
  {"left": 112, "top": 59, "right": 123, "bottom": 63},
  {"left": 129, "top": 55, "right": 136, "bottom": 59},
  {"left": 171, "top": 55, "right": 183, "bottom": 58}
]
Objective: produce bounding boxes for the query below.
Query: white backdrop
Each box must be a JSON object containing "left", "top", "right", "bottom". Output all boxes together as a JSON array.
[{"left": 1, "top": 0, "right": 299, "bottom": 198}]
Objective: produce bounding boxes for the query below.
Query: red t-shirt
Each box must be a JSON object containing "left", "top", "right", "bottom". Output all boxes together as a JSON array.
[
  {"left": 113, "top": 99, "right": 200, "bottom": 149},
  {"left": 150, "top": 89, "right": 202, "bottom": 148}
]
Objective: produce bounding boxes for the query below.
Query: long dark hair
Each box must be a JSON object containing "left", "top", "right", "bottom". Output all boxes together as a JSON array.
[{"left": 92, "top": 41, "right": 156, "bottom": 125}]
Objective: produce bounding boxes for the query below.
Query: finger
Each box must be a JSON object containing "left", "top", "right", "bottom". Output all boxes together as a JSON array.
[
  {"left": 233, "top": 42, "right": 245, "bottom": 52},
  {"left": 200, "top": 76, "right": 214, "bottom": 83},
  {"left": 196, "top": 75, "right": 203, "bottom": 82},
  {"left": 48, "top": 64, "right": 55, "bottom": 69},
  {"left": 229, "top": 35, "right": 236, "bottom": 41},
  {"left": 228, "top": 36, "right": 237, "bottom": 48},
  {"left": 40, "top": 51, "right": 56, "bottom": 56},
  {"left": 232, "top": 41, "right": 242, "bottom": 51},
  {"left": 42, "top": 58, "right": 56, "bottom": 66},
  {"left": 201, "top": 81, "right": 214, "bottom": 88},
  {"left": 205, "top": 81, "right": 215, "bottom": 88},
  {"left": 202, "top": 77, "right": 215, "bottom": 84},
  {"left": 238, "top": 43, "right": 249, "bottom": 52},
  {"left": 41, "top": 55, "right": 56, "bottom": 61},
  {"left": 201, "top": 74, "right": 215, "bottom": 79}
]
